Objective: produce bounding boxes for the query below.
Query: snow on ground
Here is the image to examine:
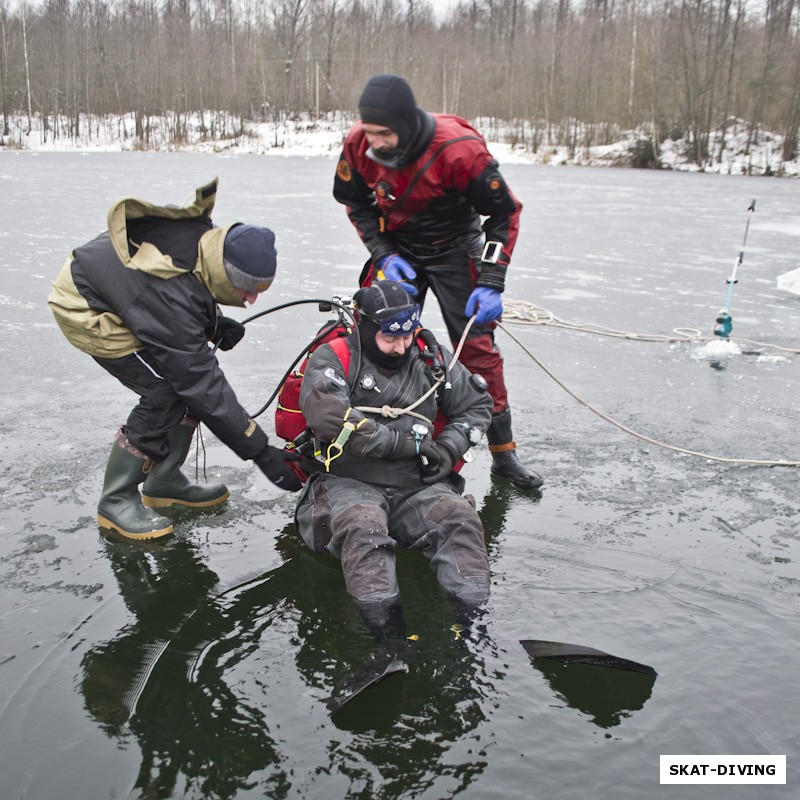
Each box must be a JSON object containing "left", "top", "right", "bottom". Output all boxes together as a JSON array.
[{"left": 1, "top": 110, "right": 797, "bottom": 177}]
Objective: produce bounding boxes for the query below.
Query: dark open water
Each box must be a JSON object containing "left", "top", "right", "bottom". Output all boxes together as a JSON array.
[{"left": 0, "top": 152, "right": 798, "bottom": 799}]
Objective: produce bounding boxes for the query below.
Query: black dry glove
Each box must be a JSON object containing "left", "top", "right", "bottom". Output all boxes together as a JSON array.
[
  {"left": 387, "top": 431, "right": 422, "bottom": 461},
  {"left": 214, "top": 316, "right": 246, "bottom": 351},
  {"left": 254, "top": 444, "right": 303, "bottom": 491},
  {"left": 418, "top": 440, "right": 456, "bottom": 485}
]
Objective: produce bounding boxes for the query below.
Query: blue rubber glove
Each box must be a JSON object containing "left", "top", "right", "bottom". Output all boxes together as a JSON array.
[
  {"left": 465, "top": 286, "right": 503, "bottom": 325},
  {"left": 376, "top": 254, "right": 418, "bottom": 296}
]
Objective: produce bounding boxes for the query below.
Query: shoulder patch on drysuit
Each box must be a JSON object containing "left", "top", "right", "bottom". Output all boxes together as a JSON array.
[
  {"left": 324, "top": 366, "right": 347, "bottom": 387},
  {"left": 336, "top": 160, "right": 352, "bottom": 182},
  {"left": 484, "top": 172, "right": 506, "bottom": 195}
]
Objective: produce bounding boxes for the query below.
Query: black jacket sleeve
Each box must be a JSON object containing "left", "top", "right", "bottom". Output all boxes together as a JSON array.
[
  {"left": 333, "top": 150, "right": 396, "bottom": 263},
  {"left": 123, "top": 274, "right": 268, "bottom": 460},
  {"left": 466, "top": 161, "right": 523, "bottom": 291}
]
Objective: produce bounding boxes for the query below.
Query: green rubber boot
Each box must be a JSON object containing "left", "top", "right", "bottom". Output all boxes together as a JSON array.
[
  {"left": 97, "top": 434, "right": 173, "bottom": 540},
  {"left": 141, "top": 421, "right": 230, "bottom": 509}
]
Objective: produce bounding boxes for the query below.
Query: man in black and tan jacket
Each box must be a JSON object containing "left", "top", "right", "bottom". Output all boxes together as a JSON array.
[{"left": 48, "top": 178, "right": 300, "bottom": 541}]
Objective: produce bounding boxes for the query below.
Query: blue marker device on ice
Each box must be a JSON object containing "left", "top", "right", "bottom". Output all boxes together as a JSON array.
[{"left": 714, "top": 199, "right": 756, "bottom": 338}]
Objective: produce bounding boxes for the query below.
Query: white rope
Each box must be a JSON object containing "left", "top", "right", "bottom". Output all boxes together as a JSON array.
[
  {"left": 502, "top": 299, "right": 800, "bottom": 353},
  {"left": 497, "top": 320, "right": 800, "bottom": 468},
  {"left": 354, "top": 316, "right": 477, "bottom": 422}
]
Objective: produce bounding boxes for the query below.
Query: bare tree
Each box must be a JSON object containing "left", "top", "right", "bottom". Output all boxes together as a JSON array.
[
  {"left": 0, "top": 0, "right": 796, "bottom": 172},
  {"left": 0, "top": 0, "right": 13, "bottom": 135},
  {"left": 20, "top": 1, "right": 32, "bottom": 134}
]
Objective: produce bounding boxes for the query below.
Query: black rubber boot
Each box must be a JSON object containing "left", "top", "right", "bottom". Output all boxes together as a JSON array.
[
  {"left": 327, "top": 598, "right": 412, "bottom": 714},
  {"left": 355, "top": 598, "right": 407, "bottom": 643},
  {"left": 97, "top": 433, "right": 173, "bottom": 540},
  {"left": 141, "top": 421, "right": 229, "bottom": 509},
  {"left": 448, "top": 597, "right": 487, "bottom": 642},
  {"left": 487, "top": 408, "right": 544, "bottom": 490}
]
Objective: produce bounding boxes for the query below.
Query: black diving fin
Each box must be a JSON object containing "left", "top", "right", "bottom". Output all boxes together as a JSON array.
[
  {"left": 327, "top": 644, "right": 411, "bottom": 715},
  {"left": 520, "top": 639, "right": 657, "bottom": 676}
]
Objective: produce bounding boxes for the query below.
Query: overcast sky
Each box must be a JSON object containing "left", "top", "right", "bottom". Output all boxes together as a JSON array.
[{"left": 429, "top": 0, "right": 458, "bottom": 20}]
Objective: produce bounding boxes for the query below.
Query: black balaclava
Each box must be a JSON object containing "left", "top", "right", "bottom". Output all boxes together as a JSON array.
[
  {"left": 354, "top": 280, "right": 420, "bottom": 373},
  {"left": 358, "top": 74, "right": 420, "bottom": 161}
]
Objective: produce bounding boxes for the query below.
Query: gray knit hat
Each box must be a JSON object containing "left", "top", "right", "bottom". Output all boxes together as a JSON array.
[{"left": 223, "top": 224, "right": 277, "bottom": 294}]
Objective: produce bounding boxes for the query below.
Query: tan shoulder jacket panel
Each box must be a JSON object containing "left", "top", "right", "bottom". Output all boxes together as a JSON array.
[
  {"left": 48, "top": 255, "right": 144, "bottom": 357},
  {"left": 47, "top": 178, "right": 243, "bottom": 358},
  {"left": 107, "top": 178, "right": 219, "bottom": 280}
]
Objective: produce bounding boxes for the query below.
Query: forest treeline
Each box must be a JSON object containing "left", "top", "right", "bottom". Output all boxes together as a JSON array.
[{"left": 1, "top": 0, "right": 798, "bottom": 167}]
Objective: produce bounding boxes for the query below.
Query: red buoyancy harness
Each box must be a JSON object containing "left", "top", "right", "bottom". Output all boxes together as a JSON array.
[{"left": 275, "top": 322, "right": 352, "bottom": 444}]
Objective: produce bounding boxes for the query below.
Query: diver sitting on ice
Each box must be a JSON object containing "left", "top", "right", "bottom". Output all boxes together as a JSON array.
[{"left": 294, "top": 280, "right": 492, "bottom": 644}]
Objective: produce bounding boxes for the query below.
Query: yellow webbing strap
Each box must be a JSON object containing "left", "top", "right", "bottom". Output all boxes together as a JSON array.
[{"left": 324, "top": 408, "right": 366, "bottom": 471}]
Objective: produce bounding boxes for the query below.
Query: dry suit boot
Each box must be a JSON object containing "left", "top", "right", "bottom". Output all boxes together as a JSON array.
[
  {"left": 356, "top": 598, "right": 408, "bottom": 643},
  {"left": 487, "top": 408, "right": 544, "bottom": 490},
  {"left": 97, "top": 437, "right": 173, "bottom": 540},
  {"left": 141, "top": 422, "right": 230, "bottom": 509},
  {"left": 326, "top": 599, "right": 414, "bottom": 714}
]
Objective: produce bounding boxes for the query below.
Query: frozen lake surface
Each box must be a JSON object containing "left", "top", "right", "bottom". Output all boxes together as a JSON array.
[{"left": 1, "top": 152, "right": 798, "bottom": 799}]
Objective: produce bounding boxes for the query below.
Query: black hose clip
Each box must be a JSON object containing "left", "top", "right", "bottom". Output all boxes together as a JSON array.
[{"left": 415, "top": 328, "right": 448, "bottom": 385}]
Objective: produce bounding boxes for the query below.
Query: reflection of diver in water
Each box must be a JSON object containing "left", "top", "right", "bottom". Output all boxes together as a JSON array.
[
  {"left": 84, "top": 525, "right": 498, "bottom": 792},
  {"left": 81, "top": 534, "right": 291, "bottom": 797}
]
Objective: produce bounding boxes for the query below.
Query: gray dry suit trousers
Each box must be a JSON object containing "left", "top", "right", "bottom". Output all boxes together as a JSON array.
[{"left": 295, "top": 474, "right": 491, "bottom": 606}]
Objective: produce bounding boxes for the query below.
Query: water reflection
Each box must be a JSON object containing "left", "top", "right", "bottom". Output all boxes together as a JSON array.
[
  {"left": 81, "top": 516, "right": 509, "bottom": 797},
  {"left": 81, "top": 534, "right": 290, "bottom": 798},
  {"left": 531, "top": 659, "right": 656, "bottom": 729},
  {"left": 480, "top": 479, "right": 657, "bottom": 731},
  {"left": 82, "top": 535, "right": 220, "bottom": 736},
  {"left": 479, "top": 474, "right": 541, "bottom": 555}
]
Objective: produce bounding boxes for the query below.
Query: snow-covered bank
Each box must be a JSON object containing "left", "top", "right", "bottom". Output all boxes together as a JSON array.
[{"left": 2, "top": 110, "right": 797, "bottom": 177}]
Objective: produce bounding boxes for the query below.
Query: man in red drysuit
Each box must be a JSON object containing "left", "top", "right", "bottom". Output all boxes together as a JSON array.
[{"left": 333, "top": 73, "right": 542, "bottom": 489}]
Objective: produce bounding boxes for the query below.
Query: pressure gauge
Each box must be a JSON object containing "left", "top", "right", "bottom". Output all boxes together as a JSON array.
[
  {"left": 411, "top": 423, "right": 429, "bottom": 440},
  {"left": 469, "top": 373, "right": 488, "bottom": 392},
  {"left": 467, "top": 426, "right": 482, "bottom": 446}
]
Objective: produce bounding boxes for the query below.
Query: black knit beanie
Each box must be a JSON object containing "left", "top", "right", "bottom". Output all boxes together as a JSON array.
[{"left": 358, "top": 74, "right": 419, "bottom": 149}]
